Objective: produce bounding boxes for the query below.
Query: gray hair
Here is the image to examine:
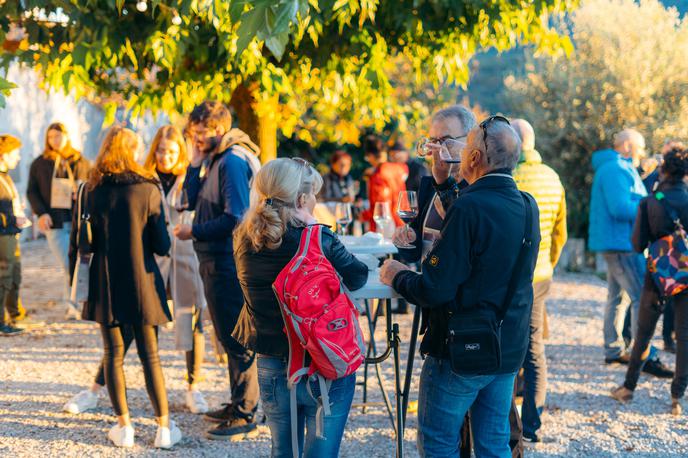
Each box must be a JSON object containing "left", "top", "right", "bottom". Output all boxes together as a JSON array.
[
  {"left": 614, "top": 128, "right": 644, "bottom": 148},
  {"left": 432, "top": 105, "right": 477, "bottom": 133},
  {"left": 480, "top": 120, "right": 522, "bottom": 171}
]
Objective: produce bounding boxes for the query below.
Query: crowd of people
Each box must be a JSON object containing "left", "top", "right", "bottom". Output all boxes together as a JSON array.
[{"left": 1, "top": 99, "right": 687, "bottom": 457}]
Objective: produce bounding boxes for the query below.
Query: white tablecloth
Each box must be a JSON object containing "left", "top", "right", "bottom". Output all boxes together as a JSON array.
[{"left": 340, "top": 235, "right": 399, "bottom": 257}]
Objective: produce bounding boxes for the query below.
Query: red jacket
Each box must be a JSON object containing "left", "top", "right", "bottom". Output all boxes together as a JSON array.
[{"left": 363, "top": 162, "right": 408, "bottom": 230}]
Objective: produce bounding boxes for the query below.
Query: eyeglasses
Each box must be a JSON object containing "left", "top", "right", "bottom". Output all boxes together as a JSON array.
[
  {"left": 479, "top": 115, "right": 511, "bottom": 157},
  {"left": 291, "top": 157, "right": 311, "bottom": 168},
  {"left": 416, "top": 135, "right": 467, "bottom": 158}
]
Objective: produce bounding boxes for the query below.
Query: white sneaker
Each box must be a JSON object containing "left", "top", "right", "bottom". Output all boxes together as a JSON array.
[
  {"left": 108, "top": 423, "right": 135, "bottom": 448},
  {"left": 186, "top": 389, "right": 209, "bottom": 414},
  {"left": 64, "top": 302, "right": 81, "bottom": 321},
  {"left": 63, "top": 389, "right": 99, "bottom": 414},
  {"left": 154, "top": 420, "right": 182, "bottom": 449}
]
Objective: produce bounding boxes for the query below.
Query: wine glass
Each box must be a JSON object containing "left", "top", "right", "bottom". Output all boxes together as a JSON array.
[
  {"left": 373, "top": 201, "right": 393, "bottom": 238},
  {"left": 395, "top": 191, "right": 418, "bottom": 248},
  {"left": 335, "top": 202, "right": 353, "bottom": 235}
]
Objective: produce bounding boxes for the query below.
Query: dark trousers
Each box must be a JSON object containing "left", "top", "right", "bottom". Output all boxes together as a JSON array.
[
  {"left": 197, "top": 251, "right": 258, "bottom": 419},
  {"left": 95, "top": 310, "right": 204, "bottom": 386},
  {"left": 521, "top": 279, "right": 550, "bottom": 438},
  {"left": 664, "top": 298, "right": 675, "bottom": 345},
  {"left": 100, "top": 324, "right": 168, "bottom": 417},
  {"left": 0, "top": 235, "right": 21, "bottom": 326},
  {"left": 624, "top": 286, "right": 688, "bottom": 398}
]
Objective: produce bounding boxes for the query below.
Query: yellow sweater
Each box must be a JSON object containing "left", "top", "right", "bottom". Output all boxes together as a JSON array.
[{"left": 514, "top": 149, "right": 568, "bottom": 283}]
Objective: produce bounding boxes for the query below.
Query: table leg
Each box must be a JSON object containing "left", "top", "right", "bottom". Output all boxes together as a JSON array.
[
  {"left": 402, "top": 304, "right": 421, "bottom": 421},
  {"left": 390, "top": 311, "right": 404, "bottom": 457},
  {"left": 361, "top": 298, "right": 395, "bottom": 428}
]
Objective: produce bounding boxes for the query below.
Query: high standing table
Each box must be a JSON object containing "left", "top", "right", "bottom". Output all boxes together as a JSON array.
[{"left": 341, "top": 236, "right": 418, "bottom": 458}]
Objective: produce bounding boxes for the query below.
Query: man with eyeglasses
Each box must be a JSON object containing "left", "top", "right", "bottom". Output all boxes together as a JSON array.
[
  {"left": 381, "top": 116, "right": 541, "bottom": 457},
  {"left": 174, "top": 101, "right": 260, "bottom": 440}
]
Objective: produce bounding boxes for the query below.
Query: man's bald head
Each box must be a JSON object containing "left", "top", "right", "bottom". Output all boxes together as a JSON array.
[
  {"left": 511, "top": 119, "right": 535, "bottom": 152},
  {"left": 613, "top": 128, "right": 646, "bottom": 163}
]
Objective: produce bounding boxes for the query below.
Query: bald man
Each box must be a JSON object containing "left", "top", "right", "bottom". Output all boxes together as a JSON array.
[
  {"left": 512, "top": 119, "right": 567, "bottom": 442},
  {"left": 589, "top": 129, "right": 672, "bottom": 378}
]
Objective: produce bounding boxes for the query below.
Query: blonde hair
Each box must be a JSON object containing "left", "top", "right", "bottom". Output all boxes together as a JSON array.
[
  {"left": 144, "top": 125, "right": 189, "bottom": 176},
  {"left": 88, "top": 126, "right": 153, "bottom": 188},
  {"left": 234, "top": 158, "right": 323, "bottom": 252}
]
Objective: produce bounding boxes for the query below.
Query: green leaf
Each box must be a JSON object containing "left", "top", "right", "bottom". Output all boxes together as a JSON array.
[
  {"left": 103, "top": 103, "right": 118, "bottom": 126},
  {"left": 265, "top": 31, "right": 290, "bottom": 61},
  {"left": 272, "top": 0, "right": 299, "bottom": 36}
]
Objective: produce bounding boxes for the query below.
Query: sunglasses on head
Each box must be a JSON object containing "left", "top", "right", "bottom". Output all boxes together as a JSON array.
[{"left": 479, "top": 115, "right": 511, "bottom": 160}]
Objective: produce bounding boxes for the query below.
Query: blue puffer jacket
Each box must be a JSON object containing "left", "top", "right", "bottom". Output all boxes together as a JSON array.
[{"left": 588, "top": 149, "right": 647, "bottom": 252}]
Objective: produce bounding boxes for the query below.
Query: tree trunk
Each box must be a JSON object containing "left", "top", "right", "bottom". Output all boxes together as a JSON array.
[{"left": 230, "top": 82, "right": 278, "bottom": 164}]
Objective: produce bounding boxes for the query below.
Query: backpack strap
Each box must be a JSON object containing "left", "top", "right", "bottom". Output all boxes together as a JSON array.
[
  {"left": 496, "top": 192, "right": 534, "bottom": 323},
  {"left": 655, "top": 192, "right": 684, "bottom": 231}
]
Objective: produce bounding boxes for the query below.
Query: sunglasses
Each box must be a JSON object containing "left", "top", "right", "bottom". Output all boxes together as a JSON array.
[{"left": 479, "top": 115, "right": 511, "bottom": 157}]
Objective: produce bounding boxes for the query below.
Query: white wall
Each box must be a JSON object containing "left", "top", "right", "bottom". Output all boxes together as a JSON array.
[{"left": 0, "top": 63, "right": 167, "bottom": 198}]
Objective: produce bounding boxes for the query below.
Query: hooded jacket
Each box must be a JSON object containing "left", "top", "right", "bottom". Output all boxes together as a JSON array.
[
  {"left": 588, "top": 149, "right": 647, "bottom": 252},
  {"left": 184, "top": 131, "right": 258, "bottom": 254},
  {"left": 513, "top": 149, "right": 567, "bottom": 283}
]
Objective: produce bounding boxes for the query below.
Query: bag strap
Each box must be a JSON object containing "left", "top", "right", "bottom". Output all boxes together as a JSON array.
[
  {"left": 53, "top": 156, "right": 75, "bottom": 182},
  {"left": 76, "top": 182, "right": 91, "bottom": 245},
  {"left": 496, "top": 192, "right": 534, "bottom": 323},
  {"left": 654, "top": 192, "right": 683, "bottom": 231}
]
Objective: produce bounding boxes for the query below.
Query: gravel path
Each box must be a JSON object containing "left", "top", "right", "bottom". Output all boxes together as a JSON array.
[{"left": 1, "top": 240, "right": 687, "bottom": 457}]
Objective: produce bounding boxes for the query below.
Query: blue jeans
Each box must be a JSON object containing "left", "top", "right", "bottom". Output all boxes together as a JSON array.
[
  {"left": 45, "top": 224, "right": 71, "bottom": 302},
  {"left": 417, "top": 356, "right": 516, "bottom": 458},
  {"left": 257, "top": 356, "right": 355, "bottom": 458},
  {"left": 602, "top": 252, "right": 645, "bottom": 359}
]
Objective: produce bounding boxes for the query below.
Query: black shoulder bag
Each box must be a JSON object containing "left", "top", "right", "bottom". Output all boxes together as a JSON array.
[
  {"left": 70, "top": 183, "right": 93, "bottom": 304},
  {"left": 446, "top": 192, "right": 534, "bottom": 375}
]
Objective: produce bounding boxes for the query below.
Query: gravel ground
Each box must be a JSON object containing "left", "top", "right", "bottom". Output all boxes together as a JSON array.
[{"left": 1, "top": 240, "right": 688, "bottom": 457}]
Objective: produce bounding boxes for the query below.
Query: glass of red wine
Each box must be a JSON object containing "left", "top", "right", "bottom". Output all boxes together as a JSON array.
[{"left": 395, "top": 191, "right": 418, "bottom": 249}]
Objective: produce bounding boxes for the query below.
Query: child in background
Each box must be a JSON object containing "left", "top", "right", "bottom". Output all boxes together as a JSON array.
[{"left": 0, "top": 134, "right": 27, "bottom": 335}]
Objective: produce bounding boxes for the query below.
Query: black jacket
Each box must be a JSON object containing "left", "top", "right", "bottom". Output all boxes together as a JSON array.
[
  {"left": 393, "top": 174, "right": 541, "bottom": 373},
  {"left": 27, "top": 154, "right": 91, "bottom": 229},
  {"left": 184, "top": 147, "right": 251, "bottom": 254},
  {"left": 633, "top": 180, "right": 688, "bottom": 296},
  {"left": 0, "top": 172, "right": 21, "bottom": 236},
  {"left": 233, "top": 224, "right": 368, "bottom": 357},
  {"left": 398, "top": 175, "right": 464, "bottom": 264},
  {"left": 405, "top": 158, "right": 431, "bottom": 193},
  {"left": 70, "top": 172, "right": 172, "bottom": 326}
]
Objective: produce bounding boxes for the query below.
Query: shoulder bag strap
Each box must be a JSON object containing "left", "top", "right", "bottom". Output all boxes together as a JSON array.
[
  {"left": 654, "top": 192, "right": 683, "bottom": 230},
  {"left": 496, "top": 192, "right": 534, "bottom": 323}
]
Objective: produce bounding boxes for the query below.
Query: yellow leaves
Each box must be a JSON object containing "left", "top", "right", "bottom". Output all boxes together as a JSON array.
[{"left": 124, "top": 38, "right": 138, "bottom": 70}]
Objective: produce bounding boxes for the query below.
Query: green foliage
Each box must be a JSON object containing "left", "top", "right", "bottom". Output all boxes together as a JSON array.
[
  {"left": 1, "top": 0, "right": 575, "bottom": 144},
  {"left": 504, "top": 0, "right": 688, "bottom": 238},
  {"left": 0, "top": 76, "right": 17, "bottom": 108}
]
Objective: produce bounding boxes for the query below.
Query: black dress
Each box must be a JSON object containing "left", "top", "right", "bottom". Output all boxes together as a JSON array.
[{"left": 70, "top": 172, "right": 172, "bottom": 325}]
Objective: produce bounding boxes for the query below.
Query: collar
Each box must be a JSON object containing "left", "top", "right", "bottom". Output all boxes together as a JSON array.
[{"left": 462, "top": 170, "right": 517, "bottom": 195}]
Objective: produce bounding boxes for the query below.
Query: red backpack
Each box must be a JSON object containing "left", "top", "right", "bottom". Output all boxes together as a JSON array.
[{"left": 272, "top": 224, "right": 365, "bottom": 456}]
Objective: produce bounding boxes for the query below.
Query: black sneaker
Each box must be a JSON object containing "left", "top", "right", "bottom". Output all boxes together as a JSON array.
[
  {"left": 523, "top": 433, "right": 541, "bottom": 443},
  {"left": 605, "top": 353, "right": 631, "bottom": 365},
  {"left": 204, "top": 403, "right": 233, "bottom": 423},
  {"left": 642, "top": 357, "right": 674, "bottom": 379},
  {"left": 206, "top": 415, "right": 258, "bottom": 441},
  {"left": 0, "top": 324, "right": 24, "bottom": 335}
]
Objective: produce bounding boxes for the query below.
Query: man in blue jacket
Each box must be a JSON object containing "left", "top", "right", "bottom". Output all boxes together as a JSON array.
[
  {"left": 174, "top": 101, "right": 259, "bottom": 440},
  {"left": 588, "top": 129, "right": 672, "bottom": 377}
]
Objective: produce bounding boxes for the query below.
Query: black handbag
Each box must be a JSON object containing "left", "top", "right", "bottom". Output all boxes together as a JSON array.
[
  {"left": 446, "top": 192, "right": 534, "bottom": 375},
  {"left": 70, "top": 183, "right": 92, "bottom": 304}
]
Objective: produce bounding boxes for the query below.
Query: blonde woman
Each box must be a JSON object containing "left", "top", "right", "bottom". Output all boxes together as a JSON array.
[
  {"left": 233, "top": 158, "right": 368, "bottom": 456},
  {"left": 66, "top": 126, "right": 180, "bottom": 448},
  {"left": 64, "top": 126, "right": 209, "bottom": 416}
]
